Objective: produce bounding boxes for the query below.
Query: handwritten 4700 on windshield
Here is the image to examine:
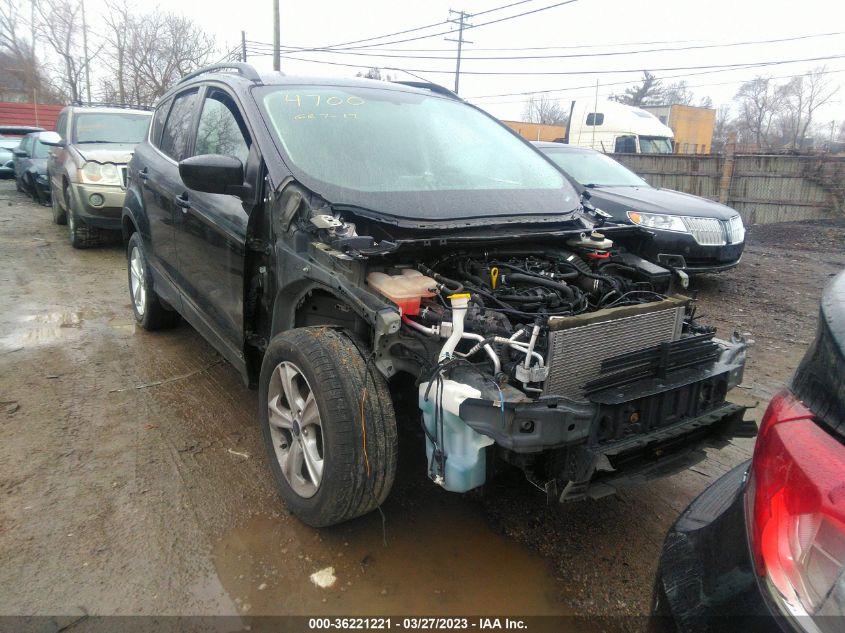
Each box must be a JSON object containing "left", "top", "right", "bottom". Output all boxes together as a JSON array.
[{"left": 283, "top": 94, "right": 365, "bottom": 107}]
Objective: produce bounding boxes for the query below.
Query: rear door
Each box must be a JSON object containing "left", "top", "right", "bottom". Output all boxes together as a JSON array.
[
  {"left": 174, "top": 86, "right": 254, "bottom": 357},
  {"left": 135, "top": 90, "right": 199, "bottom": 308}
]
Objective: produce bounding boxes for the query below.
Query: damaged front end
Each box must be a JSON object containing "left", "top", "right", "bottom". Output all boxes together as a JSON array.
[{"left": 294, "top": 202, "right": 755, "bottom": 502}]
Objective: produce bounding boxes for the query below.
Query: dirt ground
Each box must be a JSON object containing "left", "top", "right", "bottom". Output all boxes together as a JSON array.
[{"left": 2, "top": 178, "right": 844, "bottom": 625}]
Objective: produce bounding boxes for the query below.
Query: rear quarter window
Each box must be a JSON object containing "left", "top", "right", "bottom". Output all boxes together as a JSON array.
[
  {"left": 159, "top": 90, "right": 198, "bottom": 161},
  {"left": 150, "top": 98, "right": 172, "bottom": 149}
]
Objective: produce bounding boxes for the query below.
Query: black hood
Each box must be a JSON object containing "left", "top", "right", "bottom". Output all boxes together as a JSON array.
[{"left": 586, "top": 186, "right": 739, "bottom": 221}]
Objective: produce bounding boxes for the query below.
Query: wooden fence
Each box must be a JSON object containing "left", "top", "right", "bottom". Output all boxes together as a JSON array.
[{"left": 610, "top": 153, "right": 845, "bottom": 224}]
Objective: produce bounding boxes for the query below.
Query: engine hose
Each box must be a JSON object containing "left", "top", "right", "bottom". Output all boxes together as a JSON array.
[
  {"left": 560, "top": 253, "right": 621, "bottom": 290},
  {"left": 493, "top": 262, "right": 580, "bottom": 281},
  {"left": 457, "top": 259, "right": 487, "bottom": 288},
  {"left": 418, "top": 264, "right": 464, "bottom": 294},
  {"left": 505, "top": 273, "right": 575, "bottom": 299}
]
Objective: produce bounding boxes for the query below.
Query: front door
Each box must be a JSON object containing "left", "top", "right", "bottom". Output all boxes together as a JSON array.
[{"left": 174, "top": 87, "right": 254, "bottom": 358}]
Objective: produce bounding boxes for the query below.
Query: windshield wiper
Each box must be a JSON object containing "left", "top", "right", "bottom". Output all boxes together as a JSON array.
[{"left": 76, "top": 140, "right": 122, "bottom": 144}]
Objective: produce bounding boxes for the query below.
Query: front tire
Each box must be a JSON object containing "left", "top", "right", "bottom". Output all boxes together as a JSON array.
[
  {"left": 259, "top": 328, "right": 397, "bottom": 527},
  {"left": 68, "top": 195, "right": 102, "bottom": 249},
  {"left": 127, "top": 232, "right": 180, "bottom": 330}
]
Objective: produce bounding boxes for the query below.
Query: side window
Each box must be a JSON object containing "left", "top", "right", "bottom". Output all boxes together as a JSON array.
[
  {"left": 586, "top": 112, "right": 604, "bottom": 126},
  {"left": 614, "top": 135, "right": 636, "bottom": 153},
  {"left": 55, "top": 113, "right": 67, "bottom": 139},
  {"left": 159, "top": 90, "right": 198, "bottom": 161},
  {"left": 150, "top": 98, "right": 172, "bottom": 148},
  {"left": 194, "top": 91, "right": 250, "bottom": 164}
]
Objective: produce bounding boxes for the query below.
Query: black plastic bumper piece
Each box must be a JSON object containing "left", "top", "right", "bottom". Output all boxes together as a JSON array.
[{"left": 652, "top": 460, "right": 794, "bottom": 633}]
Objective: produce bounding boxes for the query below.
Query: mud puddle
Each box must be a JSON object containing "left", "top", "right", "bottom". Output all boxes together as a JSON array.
[{"left": 213, "top": 498, "right": 569, "bottom": 615}]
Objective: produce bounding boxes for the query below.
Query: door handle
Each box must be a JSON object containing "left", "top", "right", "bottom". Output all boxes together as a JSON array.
[
  {"left": 175, "top": 193, "right": 191, "bottom": 212},
  {"left": 138, "top": 168, "right": 149, "bottom": 181}
]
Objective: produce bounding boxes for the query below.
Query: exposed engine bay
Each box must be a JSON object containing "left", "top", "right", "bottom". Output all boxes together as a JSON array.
[
  {"left": 354, "top": 229, "right": 750, "bottom": 499},
  {"left": 294, "top": 206, "right": 751, "bottom": 502}
]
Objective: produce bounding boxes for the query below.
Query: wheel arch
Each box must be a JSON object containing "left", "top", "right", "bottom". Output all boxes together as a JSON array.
[
  {"left": 271, "top": 281, "right": 370, "bottom": 341},
  {"left": 121, "top": 185, "right": 150, "bottom": 244}
]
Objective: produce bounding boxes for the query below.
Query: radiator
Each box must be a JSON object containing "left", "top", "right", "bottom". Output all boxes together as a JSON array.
[{"left": 543, "top": 305, "right": 686, "bottom": 399}]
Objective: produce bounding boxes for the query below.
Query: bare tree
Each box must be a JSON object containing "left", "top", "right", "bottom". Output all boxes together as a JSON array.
[
  {"left": 710, "top": 105, "right": 734, "bottom": 153},
  {"left": 523, "top": 94, "right": 567, "bottom": 125},
  {"left": 32, "top": 0, "right": 100, "bottom": 102},
  {"left": 610, "top": 71, "right": 663, "bottom": 106},
  {"left": 661, "top": 81, "right": 694, "bottom": 106},
  {"left": 356, "top": 68, "right": 382, "bottom": 80},
  {"left": 98, "top": 8, "right": 216, "bottom": 106},
  {"left": 734, "top": 76, "right": 782, "bottom": 149},
  {"left": 101, "top": 0, "right": 132, "bottom": 104},
  {"left": 0, "top": 0, "right": 59, "bottom": 102},
  {"left": 796, "top": 66, "right": 839, "bottom": 146}
]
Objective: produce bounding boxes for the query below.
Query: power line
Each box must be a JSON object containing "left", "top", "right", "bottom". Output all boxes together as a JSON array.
[
  {"left": 255, "top": 51, "right": 845, "bottom": 77},
  {"left": 326, "top": 0, "right": 580, "bottom": 51},
  {"left": 282, "top": 0, "right": 549, "bottom": 53},
  {"left": 249, "top": 37, "right": 705, "bottom": 54},
  {"left": 467, "top": 68, "right": 845, "bottom": 106},
  {"left": 244, "top": 31, "right": 843, "bottom": 61}
]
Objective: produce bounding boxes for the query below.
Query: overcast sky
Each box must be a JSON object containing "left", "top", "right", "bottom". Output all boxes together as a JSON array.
[{"left": 90, "top": 0, "right": 845, "bottom": 124}]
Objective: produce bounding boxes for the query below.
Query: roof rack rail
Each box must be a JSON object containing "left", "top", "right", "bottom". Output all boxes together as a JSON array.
[
  {"left": 391, "top": 81, "right": 460, "bottom": 100},
  {"left": 70, "top": 101, "right": 153, "bottom": 111},
  {"left": 177, "top": 63, "right": 263, "bottom": 86}
]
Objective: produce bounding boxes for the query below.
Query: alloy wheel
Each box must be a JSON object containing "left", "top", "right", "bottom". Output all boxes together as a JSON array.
[
  {"left": 129, "top": 246, "right": 146, "bottom": 316},
  {"left": 267, "top": 361, "right": 324, "bottom": 498}
]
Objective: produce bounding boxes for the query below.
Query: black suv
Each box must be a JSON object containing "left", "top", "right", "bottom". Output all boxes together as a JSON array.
[{"left": 123, "top": 63, "right": 754, "bottom": 527}]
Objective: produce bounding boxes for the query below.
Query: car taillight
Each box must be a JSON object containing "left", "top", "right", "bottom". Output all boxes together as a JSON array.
[{"left": 747, "top": 390, "right": 845, "bottom": 627}]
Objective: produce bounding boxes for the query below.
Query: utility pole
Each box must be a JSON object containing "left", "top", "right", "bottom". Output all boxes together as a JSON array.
[
  {"left": 241, "top": 30, "right": 248, "bottom": 63},
  {"left": 445, "top": 9, "right": 471, "bottom": 94},
  {"left": 81, "top": 0, "right": 91, "bottom": 102},
  {"left": 272, "top": 0, "right": 280, "bottom": 71}
]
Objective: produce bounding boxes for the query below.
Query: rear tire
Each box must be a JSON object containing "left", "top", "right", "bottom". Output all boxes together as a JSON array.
[
  {"left": 259, "top": 328, "right": 397, "bottom": 527},
  {"left": 127, "top": 232, "right": 180, "bottom": 330},
  {"left": 51, "top": 182, "right": 67, "bottom": 225}
]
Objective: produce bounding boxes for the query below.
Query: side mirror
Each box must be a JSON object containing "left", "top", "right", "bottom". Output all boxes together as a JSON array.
[
  {"left": 38, "top": 131, "right": 64, "bottom": 147},
  {"left": 179, "top": 154, "right": 245, "bottom": 196},
  {"left": 13, "top": 149, "right": 28, "bottom": 158}
]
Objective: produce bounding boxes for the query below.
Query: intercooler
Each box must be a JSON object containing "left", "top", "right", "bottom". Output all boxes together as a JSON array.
[{"left": 543, "top": 302, "right": 686, "bottom": 399}]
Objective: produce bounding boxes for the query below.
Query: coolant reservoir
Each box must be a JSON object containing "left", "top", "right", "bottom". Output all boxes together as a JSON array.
[
  {"left": 367, "top": 270, "right": 437, "bottom": 316},
  {"left": 418, "top": 379, "right": 494, "bottom": 493}
]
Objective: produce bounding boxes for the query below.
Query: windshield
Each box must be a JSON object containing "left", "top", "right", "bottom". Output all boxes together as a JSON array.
[
  {"left": 72, "top": 113, "right": 151, "bottom": 144},
  {"left": 258, "top": 85, "right": 579, "bottom": 222},
  {"left": 32, "top": 137, "right": 50, "bottom": 159},
  {"left": 639, "top": 136, "right": 673, "bottom": 154},
  {"left": 541, "top": 148, "right": 648, "bottom": 187}
]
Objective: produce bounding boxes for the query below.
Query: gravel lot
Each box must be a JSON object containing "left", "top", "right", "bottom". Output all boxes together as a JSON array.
[{"left": 1, "top": 178, "right": 843, "bottom": 624}]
